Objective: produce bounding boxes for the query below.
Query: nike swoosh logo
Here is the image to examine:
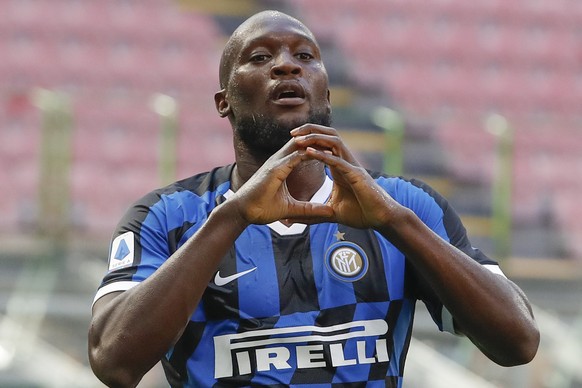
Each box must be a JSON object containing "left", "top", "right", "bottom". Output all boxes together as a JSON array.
[{"left": 214, "top": 267, "right": 257, "bottom": 286}]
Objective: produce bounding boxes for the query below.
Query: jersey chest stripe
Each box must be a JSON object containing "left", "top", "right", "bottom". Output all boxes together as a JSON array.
[
  {"left": 237, "top": 226, "right": 280, "bottom": 318},
  {"left": 271, "top": 228, "right": 319, "bottom": 315},
  {"left": 339, "top": 226, "right": 389, "bottom": 303}
]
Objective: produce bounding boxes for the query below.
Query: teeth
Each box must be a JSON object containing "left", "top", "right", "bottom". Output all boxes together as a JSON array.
[{"left": 275, "top": 85, "right": 303, "bottom": 100}]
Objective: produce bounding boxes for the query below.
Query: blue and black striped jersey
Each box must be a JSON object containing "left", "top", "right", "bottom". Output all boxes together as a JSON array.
[{"left": 94, "top": 164, "right": 500, "bottom": 387}]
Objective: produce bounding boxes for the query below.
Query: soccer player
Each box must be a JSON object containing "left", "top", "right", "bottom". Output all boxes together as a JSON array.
[{"left": 88, "top": 10, "right": 539, "bottom": 387}]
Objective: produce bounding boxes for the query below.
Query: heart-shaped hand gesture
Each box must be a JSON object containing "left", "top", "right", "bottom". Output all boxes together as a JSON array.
[
  {"left": 228, "top": 135, "right": 334, "bottom": 225},
  {"left": 229, "top": 123, "right": 401, "bottom": 230}
]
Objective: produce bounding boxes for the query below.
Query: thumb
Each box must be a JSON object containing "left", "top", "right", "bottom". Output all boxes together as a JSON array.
[{"left": 285, "top": 201, "right": 335, "bottom": 224}]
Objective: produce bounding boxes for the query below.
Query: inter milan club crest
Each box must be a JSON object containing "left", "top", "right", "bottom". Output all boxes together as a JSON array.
[{"left": 325, "top": 232, "right": 369, "bottom": 282}]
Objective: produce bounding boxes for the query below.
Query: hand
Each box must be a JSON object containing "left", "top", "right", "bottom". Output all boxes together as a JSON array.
[
  {"left": 229, "top": 138, "right": 334, "bottom": 225},
  {"left": 291, "top": 124, "right": 402, "bottom": 229}
]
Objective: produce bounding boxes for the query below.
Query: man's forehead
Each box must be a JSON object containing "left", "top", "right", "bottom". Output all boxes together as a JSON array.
[{"left": 232, "top": 11, "right": 317, "bottom": 48}]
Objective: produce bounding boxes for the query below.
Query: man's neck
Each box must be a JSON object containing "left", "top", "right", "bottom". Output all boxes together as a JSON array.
[{"left": 286, "top": 160, "right": 327, "bottom": 201}]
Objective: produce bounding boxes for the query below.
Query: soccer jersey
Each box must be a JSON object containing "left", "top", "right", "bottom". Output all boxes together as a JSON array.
[{"left": 94, "top": 164, "right": 501, "bottom": 387}]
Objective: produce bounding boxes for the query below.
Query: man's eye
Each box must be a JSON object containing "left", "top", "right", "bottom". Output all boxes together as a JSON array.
[
  {"left": 297, "top": 53, "right": 314, "bottom": 60},
  {"left": 250, "top": 54, "right": 270, "bottom": 62}
]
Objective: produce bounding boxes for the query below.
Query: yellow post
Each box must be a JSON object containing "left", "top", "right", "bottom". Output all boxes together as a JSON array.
[
  {"left": 372, "top": 107, "right": 404, "bottom": 176},
  {"left": 32, "top": 89, "right": 73, "bottom": 242},
  {"left": 151, "top": 94, "right": 179, "bottom": 185},
  {"left": 486, "top": 113, "right": 514, "bottom": 263}
]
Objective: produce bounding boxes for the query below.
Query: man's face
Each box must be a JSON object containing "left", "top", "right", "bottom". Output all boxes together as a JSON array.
[{"left": 219, "top": 13, "right": 332, "bottom": 155}]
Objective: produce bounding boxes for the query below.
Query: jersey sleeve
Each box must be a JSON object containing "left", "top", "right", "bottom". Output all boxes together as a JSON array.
[
  {"left": 92, "top": 191, "right": 173, "bottom": 306},
  {"left": 379, "top": 176, "right": 506, "bottom": 334}
]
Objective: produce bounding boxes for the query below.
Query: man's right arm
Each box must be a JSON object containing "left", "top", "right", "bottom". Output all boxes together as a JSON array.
[
  {"left": 88, "top": 199, "right": 249, "bottom": 388},
  {"left": 88, "top": 143, "right": 333, "bottom": 387}
]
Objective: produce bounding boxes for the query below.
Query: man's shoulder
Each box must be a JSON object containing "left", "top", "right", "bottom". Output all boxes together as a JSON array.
[
  {"left": 365, "top": 170, "right": 449, "bottom": 208},
  {"left": 367, "top": 170, "right": 430, "bottom": 191},
  {"left": 133, "top": 164, "right": 235, "bottom": 209},
  {"left": 170, "top": 164, "right": 234, "bottom": 196}
]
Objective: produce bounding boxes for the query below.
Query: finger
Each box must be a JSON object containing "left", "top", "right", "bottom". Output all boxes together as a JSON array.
[
  {"left": 290, "top": 123, "right": 339, "bottom": 137},
  {"left": 247, "top": 150, "right": 310, "bottom": 197},
  {"left": 295, "top": 134, "right": 360, "bottom": 166},
  {"left": 285, "top": 215, "right": 336, "bottom": 225},
  {"left": 264, "top": 137, "right": 302, "bottom": 165},
  {"left": 305, "top": 147, "right": 366, "bottom": 185},
  {"left": 293, "top": 133, "right": 354, "bottom": 160},
  {"left": 264, "top": 149, "right": 311, "bottom": 182},
  {"left": 291, "top": 124, "right": 359, "bottom": 166},
  {"left": 294, "top": 133, "right": 339, "bottom": 150},
  {"left": 284, "top": 201, "right": 335, "bottom": 222}
]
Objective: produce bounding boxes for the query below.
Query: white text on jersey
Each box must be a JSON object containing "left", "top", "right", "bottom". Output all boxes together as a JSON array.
[{"left": 213, "top": 319, "right": 389, "bottom": 379}]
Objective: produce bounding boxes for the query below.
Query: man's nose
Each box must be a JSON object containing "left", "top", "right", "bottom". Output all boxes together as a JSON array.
[{"left": 271, "top": 52, "right": 301, "bottom": 78}]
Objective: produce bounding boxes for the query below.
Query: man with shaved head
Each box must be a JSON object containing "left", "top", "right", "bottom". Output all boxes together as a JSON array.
[{"left": 89, "top": 10, "right": 539, "bottom": 387}]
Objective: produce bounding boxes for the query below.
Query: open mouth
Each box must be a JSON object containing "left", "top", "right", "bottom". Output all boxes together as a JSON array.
[
  {"left": 272, "top": 83, "right": 306, "bottom": 105},
  {"left": 277, "top": 90, "right": 303, "bottom": 99}
]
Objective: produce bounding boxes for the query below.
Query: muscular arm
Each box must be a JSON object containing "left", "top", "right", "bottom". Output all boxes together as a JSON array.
[
  {"left": 292, "top": 124, "right": 539, "bottom": 366},
  {"left": 88, "top": 200, "right": 248, "bottom": 387},
  {"left": 88, "top": 143, "right": 333, "bottom": 387},
  {"left": 376, "top": 208, "right": 539, "bottom": 366}
]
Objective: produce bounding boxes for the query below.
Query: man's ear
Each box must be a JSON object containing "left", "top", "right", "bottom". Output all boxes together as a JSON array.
[{"left": 214, "top": 90, "right": 231, "bottom": 117}]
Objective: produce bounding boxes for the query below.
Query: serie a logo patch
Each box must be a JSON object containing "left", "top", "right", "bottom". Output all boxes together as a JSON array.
[
  {"left": 325, "top": 241, "right": 369, "bottom": 282},
  {"left": 108, "top": 231, "right": 135, "bottom": 271}
]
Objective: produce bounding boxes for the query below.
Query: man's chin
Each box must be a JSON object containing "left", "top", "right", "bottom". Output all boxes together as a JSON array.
[
  {"left": 270, "top": 112, "right": 311, "bottom": 131},
  {"left": 248, "top": 131, "right": 292, "bottom": 155},
  {"left": 274, "top": 111, "right": 331, "bottom": 133},
  {"left": 234, "top": 109, "right": 331, "bottom": 156}
]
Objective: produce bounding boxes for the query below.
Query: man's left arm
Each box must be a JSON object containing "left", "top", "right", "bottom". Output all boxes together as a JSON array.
[
  {"left": 376, "top": 207, "right": 539, "bottom": 366},
  {"left": 292, "top": 124, "right": 540, "bottom": 366}
]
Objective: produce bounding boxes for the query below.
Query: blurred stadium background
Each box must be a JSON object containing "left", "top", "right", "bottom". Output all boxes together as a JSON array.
[{"left": 1, "top": 0, "right": 581, "bottom": 386}]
